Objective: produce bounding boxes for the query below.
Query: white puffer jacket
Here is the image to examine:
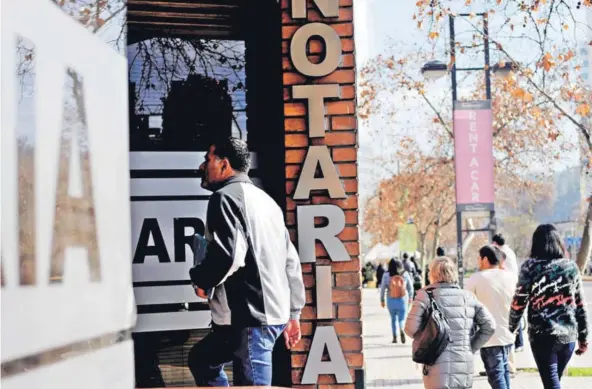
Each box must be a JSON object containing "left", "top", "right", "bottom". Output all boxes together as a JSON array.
[{"left": 404, "top": 283, "right": 495, "bottom": 389}]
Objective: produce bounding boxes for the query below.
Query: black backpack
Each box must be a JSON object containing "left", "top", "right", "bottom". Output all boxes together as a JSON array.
[{"left": 411, "top": 289, "right": 451, "bottom": 365}]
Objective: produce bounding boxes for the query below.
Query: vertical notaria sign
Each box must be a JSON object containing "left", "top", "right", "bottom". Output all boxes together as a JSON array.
[
  {"left": 453, "top": 100, "right": 495, "bottom": 212},
  {"left": 288, "top": 0, "right": 357, "bottom": 385}
]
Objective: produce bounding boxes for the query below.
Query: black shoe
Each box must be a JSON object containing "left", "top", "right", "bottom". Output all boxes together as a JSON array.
[
  {"left": 392, "top": 336, "right": 398, "bottom": 343},
  {"left": 400, "top": 331, "right": 406, "bottom": 344}
]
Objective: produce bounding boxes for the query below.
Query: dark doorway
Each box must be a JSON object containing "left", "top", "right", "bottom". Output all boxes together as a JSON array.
[{"left": 127, "top": 0, "right": 288, "bottom": 387}]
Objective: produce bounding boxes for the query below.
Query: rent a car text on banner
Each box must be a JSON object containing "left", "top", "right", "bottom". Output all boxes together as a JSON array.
[{"left": 453, "top": 100, "right": 495, "bottom": 213}]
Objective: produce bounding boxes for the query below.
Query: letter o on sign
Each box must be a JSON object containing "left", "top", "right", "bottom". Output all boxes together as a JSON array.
[{"left": 290, "top": 23, "right": 342, "bottom": 77}]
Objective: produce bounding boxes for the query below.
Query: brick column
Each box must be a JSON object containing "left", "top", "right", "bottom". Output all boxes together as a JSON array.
[{"left": 281, "top": 1, "right": 363, "bottom": 388}]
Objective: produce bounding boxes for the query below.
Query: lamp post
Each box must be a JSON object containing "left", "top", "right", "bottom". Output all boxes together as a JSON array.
[{"left": 421, "top": 13, "right": 516, "bottom": 286}]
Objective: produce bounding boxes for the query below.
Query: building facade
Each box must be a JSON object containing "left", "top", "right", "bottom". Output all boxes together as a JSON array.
[{"left": 126, "top": 0, "right": 364, "bottom": 387}]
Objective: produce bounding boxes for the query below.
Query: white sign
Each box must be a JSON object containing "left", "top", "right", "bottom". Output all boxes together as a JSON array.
[
  {"left": 129, "top": 152, "right": 261, "bottom": 332},
  {"left": 1, "top": 0, "right": 135, "bottom": 388}
]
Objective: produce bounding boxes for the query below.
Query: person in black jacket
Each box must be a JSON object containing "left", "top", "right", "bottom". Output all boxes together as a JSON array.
[
  {"left": 188, "top": 137, "right": 305, "bottom": 386},
  {"left": 376, "top": 261, "right": 386, "bottom": 288}
]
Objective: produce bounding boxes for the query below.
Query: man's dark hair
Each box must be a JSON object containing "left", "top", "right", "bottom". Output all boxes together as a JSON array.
[
  {"left": 479, "top": 245, "right": 500, "bottom": 266},
  {"left": 492, "top": 233, "right": 506, "bottom": 246},
  {"left": 210, "top": 137, "right": 251, "bottom": 173},
  {"left": 530, "top": 224, "right": 565, "bottom": 260},
  {"left": 402, "top": 252, "right": 408, "bottom": 260},
  {"left": 436, "top": 247, "right": 445, "bottom": 256}
]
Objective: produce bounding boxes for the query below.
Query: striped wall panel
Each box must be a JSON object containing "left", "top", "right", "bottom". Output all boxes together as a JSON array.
[{"left": 130, "top": 151, "right": 259, "bottom": 333}]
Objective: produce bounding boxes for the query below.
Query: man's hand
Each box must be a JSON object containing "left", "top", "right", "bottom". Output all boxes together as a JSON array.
[
  {"left": 283, "top": 319, "right": 301, "bottom": 350},
  {"left": 576, "top": 342, "right": 588, "bottom": 356},
  {"left": 381, "top": 301, "right": 386, "bottom": 308},
  {"left": 193, "top": 285, "right": 208, "bottom": 299}
]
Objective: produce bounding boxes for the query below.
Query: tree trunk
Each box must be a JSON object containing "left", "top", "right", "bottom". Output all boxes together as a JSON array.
[
  {"left": 576, "top": 200, "right": 592, "bottom": 273},
  {"left": 431, "top": 225, "right": 441, "bottom": 262},
  {"left": 419, "top": 232, "right": 428, "bottom": 286}
]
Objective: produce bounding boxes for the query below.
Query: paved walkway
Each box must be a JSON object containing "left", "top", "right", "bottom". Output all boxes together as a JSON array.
[{"left": 362, "top": 288, "right": 592, "bottom": 389}]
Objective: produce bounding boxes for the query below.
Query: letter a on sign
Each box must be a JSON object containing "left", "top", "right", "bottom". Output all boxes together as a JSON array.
[
  {"left": 293, "top": 146, "right": 346, "bottom": 200},
  {"left": 301, "top": 326, "right": 352, "bottom": 384},
  {"left": 50, "top": 69, "right": 101, "bottom": 283}
]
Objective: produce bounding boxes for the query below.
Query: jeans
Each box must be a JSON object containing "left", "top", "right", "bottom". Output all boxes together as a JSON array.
[
  {"left": 386, "top": 297, "right": 408, "bottom": 335},
  {"left": 188, "top": 324, "right": 285, "bottom": 387},
  {"left": 480, "top": 345, "right": 512, "bottom": 389},
  {"left": 530, "top": 339, "right": 576, "bottom": 389}
]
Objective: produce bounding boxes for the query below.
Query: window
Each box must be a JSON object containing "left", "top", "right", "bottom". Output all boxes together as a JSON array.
[{"left": 128, "top": 38, "right": 247, "bottom": 151}]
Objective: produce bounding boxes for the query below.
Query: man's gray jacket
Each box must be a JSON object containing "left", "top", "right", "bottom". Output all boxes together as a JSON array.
[{"left": 190, "top": 174, "right": 305, "bottom": 327}]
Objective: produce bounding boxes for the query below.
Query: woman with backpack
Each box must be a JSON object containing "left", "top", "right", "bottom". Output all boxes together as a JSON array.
[
  {"left": 380, "top": 259, "right": 414, "bottom": 343},
  {"left": 509, "top": 224, "right": 588, "bottom": 389},
  {"left": 405, "top": 256, "right": 495, "bottom": 389}
]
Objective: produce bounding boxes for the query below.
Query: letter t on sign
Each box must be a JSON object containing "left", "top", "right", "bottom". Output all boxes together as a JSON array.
[
  {"left": 297, "top": 204, "right": 349, "bottom": 263},
  {"left": 291, "top": 0, "right": 339, "bottom": 19},
  {"left": 293, "top": 84, "right": 340, "bottom": 138}
]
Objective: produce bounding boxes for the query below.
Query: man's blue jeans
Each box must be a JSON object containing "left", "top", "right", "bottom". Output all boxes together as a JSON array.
[
  {"left": 233, "top": 325, "right": 285, "bottom": 386},
  {"left": 188, "top": 324, "right": 285, "bottom": 387},
  {"left": 480, "top": 345, "right": 512, "bottom": 389},
  {"left": 531, "top": 339, "right": 575, "bottom": 389}
]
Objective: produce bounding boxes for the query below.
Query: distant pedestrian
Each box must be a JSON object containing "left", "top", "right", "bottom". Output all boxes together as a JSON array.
[
  {"left": 376, "top": 261, "right": 386, "bottom": 288},
  {"left": 492, "top": 233, "right": 518, "bottom": 275},
  {"left": 405, "top": 257, "right": 495, "bottom": 389},
  {"left": 509, "top": 224, "right": 589, "bottom": 389},
  {"left": 380, "top": 259, "right": 414, "bottom": 343},
  {"left": 466, "top": 245, "right": 517, "bottom": 389},
  {"left": 409, "top": 256, "right": 422, "bottom": 292},
  {"left": 363, "top": 262, "right": 375, "bottom": 287},
  {"left": 492, "top": 232, "right": 523, "bottom": 374},
  {"left": 402, "top": 252, "right": 416, "bottom": 276}
]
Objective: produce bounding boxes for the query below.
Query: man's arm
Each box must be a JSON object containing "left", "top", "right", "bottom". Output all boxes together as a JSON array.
[
  {"left": 464, "top": 274, "right": 477, "bottom": 295},
  {"left": 285, "top": 229, "right": 305, "bottom": 320},
  {"left": 471, "top": 299, "right": 496, "bottom": 353},
  {"left": 189, "top": 192, "right": 248, "bottom": 290}
]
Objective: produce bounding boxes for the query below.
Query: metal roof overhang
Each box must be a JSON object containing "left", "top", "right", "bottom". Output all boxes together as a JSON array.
[{"left": 127, "top": 0, "right": 246, "bottom": 44}]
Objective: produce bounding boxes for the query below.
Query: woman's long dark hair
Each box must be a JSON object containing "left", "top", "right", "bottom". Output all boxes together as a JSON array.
[
  {"left": 530, "top": 224, "right": 566, "bottom": 260},
  {"left": 388, "top": 258, "right": 403, "bottom": 276}
]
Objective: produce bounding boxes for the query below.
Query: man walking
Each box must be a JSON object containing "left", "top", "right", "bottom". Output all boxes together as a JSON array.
[
  {"left": 401, "top": 252, "right": 416, "bottom": 277},
  {"left": 466, "top": 245, "right": 517, "bottom": 389},
  {"left": 492, "top": 231, "right": 524, "bottom": 375},
  {"left": 493, "top": 233, "right": 518, "bottom": 275},
  {"left": 188, "top": 137, "right": 306, "bottom": 386}
]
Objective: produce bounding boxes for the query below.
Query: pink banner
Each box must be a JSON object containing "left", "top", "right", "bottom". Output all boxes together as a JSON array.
[{"left": 453, "top": 101, "right": 494, "bottom": 211}]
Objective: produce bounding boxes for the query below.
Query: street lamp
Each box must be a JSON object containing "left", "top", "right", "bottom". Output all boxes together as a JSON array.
[
  {"left": 491, "top": 59, "right": 517, "bottom": 78},
  {"left": 421, "top": 59, "right": 517, "bottom": 81},
  {"left": 421, "top": 60, "right": 448, "bottom": 80},
  {"left": 418, "top": 13, "right": 511, "bottom": 287}
]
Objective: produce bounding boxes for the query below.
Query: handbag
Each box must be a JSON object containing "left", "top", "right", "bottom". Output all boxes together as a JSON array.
[{"left": 411, "top": 289, "right": 451, "bottom": 365}]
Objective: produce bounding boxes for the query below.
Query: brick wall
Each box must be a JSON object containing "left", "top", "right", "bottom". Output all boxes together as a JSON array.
[{"left": 280, "top": 1, "right": 363, "bottom": 388}]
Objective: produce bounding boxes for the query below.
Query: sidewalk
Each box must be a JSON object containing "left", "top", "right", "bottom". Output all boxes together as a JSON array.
[{"left": 362, "top": 288, "right": 592, "bottom": 389}]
